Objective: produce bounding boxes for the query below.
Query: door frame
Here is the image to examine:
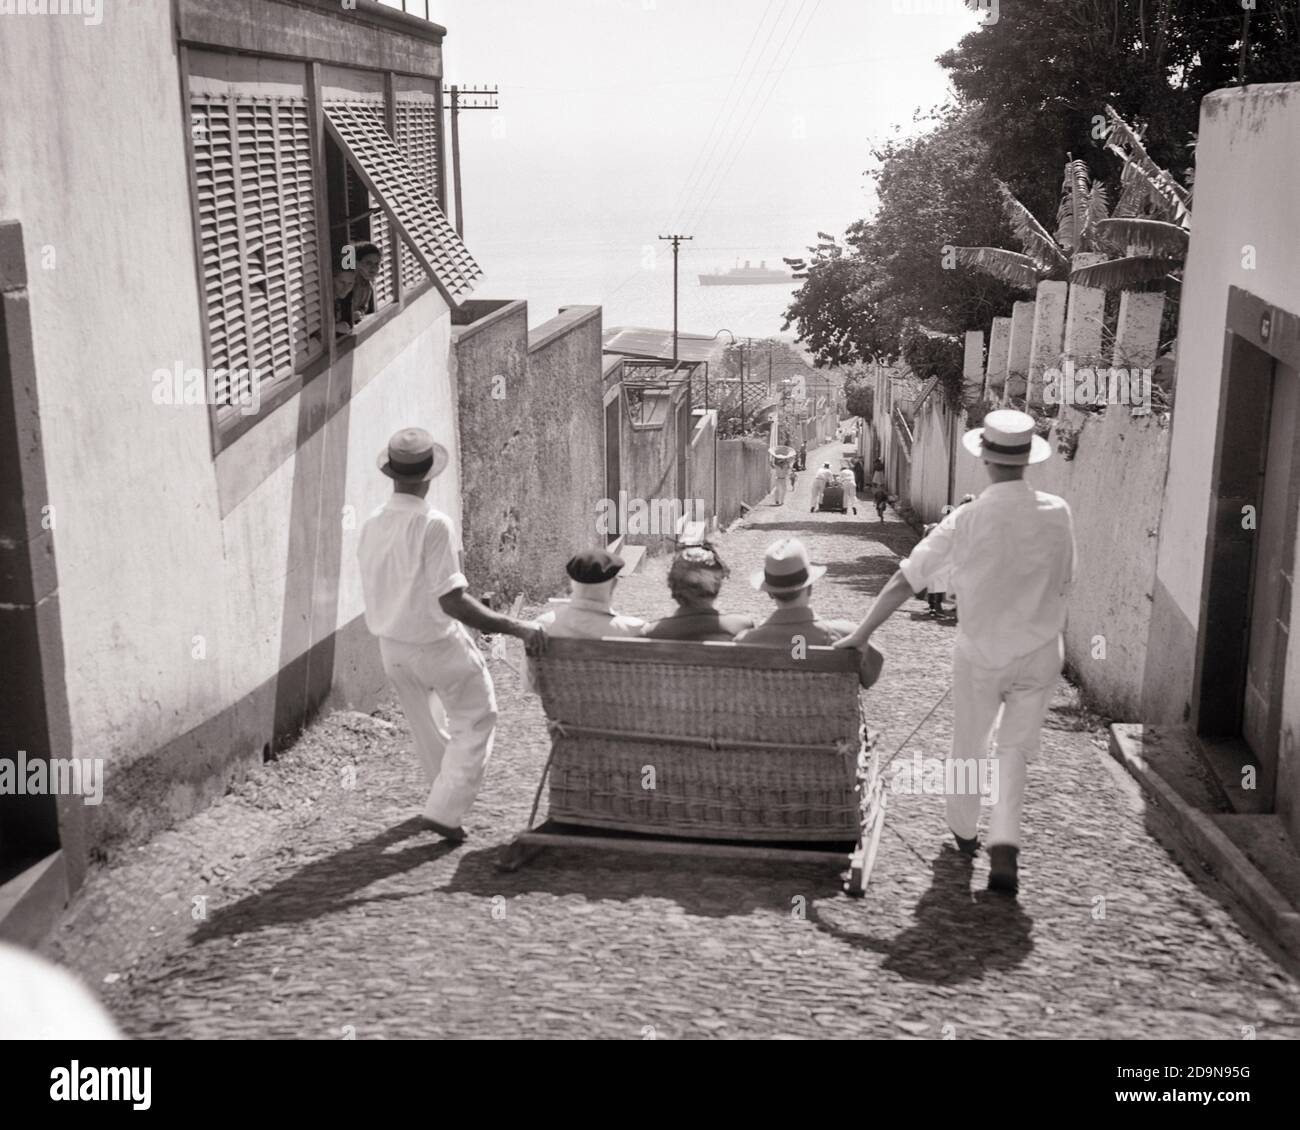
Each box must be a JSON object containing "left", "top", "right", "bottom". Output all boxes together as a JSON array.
[
  {"left": 0, "top": 219, "right": 78, "bottom": 941},
  {"left": 1193, "top": 285, "right": 1300, "bottom": 807}
]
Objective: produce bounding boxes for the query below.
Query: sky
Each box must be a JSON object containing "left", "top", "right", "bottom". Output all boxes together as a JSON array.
[{"left": 381, "top": 0, "right": 990, "bottom": 328}]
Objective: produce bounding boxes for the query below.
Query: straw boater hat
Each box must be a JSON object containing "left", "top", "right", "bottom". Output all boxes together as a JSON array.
[
  {"left": 961, "top": 408, "right": 1051, "bottom": 465},
  {"left": 378, "top": 427, "right": 450, "bottom": 482},
  {"left": 751, "top": 538, "right": 827, "bottom": 594}
]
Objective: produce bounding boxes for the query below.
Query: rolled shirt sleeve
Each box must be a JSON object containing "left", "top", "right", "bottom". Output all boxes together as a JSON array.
[
  {"left": 899, "top": 510, "right": 958, "bottom": 594},
  {"left": 424, "top": 513, "right": 469, "bottom": 598}
]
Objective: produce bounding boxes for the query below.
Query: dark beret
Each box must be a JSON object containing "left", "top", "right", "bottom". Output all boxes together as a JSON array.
[{"left": 566, "top": 548, "right": 625, "bottom": 584}]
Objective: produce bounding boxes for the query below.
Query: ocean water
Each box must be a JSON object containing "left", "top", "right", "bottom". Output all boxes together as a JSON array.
[{"left": 472, "top": 239, "right": 803, "bottom": 342}]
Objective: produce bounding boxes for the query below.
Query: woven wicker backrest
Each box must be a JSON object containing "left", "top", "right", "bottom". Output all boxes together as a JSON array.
[{"left": 532, "top": 637, "right": 862, "bottom": 748}]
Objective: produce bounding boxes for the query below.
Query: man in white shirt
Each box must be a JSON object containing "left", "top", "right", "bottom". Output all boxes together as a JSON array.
[
  {"left": 838, "top": 464, "right": 858, "bottom": 514},
  {"left": 358, "top": 428, "right": 543, "bottom": 842},
  {"left": 769, "top": 450, "right": 794, "bottom": 506},
  {"left": 810, "top": 462, "right": 834, "bottom": 511},
  {"left": 834, "top": 410, "right": 1076, "bottom": 897}
]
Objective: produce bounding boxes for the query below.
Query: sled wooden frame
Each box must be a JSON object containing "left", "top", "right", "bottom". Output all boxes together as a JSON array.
[{"left": 498, "top": 637, "right": 888, "bottom": 896}]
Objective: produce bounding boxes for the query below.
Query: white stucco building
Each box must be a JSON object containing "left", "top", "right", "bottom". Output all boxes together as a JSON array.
[
  {"left": 0, "top": 0, "right": 478, "bottom": 938},
  {"left": 1143, "top": 83, "right": 1300, "bottom": 845}
]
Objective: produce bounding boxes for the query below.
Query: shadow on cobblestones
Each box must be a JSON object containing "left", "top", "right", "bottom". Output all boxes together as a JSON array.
[
  {"left": 757, "top": 520, "right": 912, "bottom": 548},
  {"left": 822, "top": 558, "right": 902, "bottom": 593},
  {"left": 807, "top": 846, "right": 1034, "bottom": 985},
  {"left": 439, "top": 844, "right": 832, "bottom": 918},
  {"left": 191, "top": 818, "right": 461, "bottom": 942}
]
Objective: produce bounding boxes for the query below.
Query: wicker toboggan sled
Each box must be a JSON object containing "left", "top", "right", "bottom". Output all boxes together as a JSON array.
[{"left": 498, "top": 637, "right": 887, "bottom": 896}]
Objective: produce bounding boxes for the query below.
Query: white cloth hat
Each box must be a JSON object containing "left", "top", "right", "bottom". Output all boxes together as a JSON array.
[{"left": 961, "top": 409, "right": 1051, "bottom": 465}]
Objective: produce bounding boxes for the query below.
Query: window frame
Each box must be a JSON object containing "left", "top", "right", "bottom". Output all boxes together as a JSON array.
[{"left": 181, "top": 49, "right": 442, "bottom": 456}]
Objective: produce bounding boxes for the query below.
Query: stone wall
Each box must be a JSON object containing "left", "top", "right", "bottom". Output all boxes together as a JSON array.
[
  {"left": 717, "top": 438, "right": 772, "bottom": 528},
  {"left": 453, "top": 303, "right": 605, "bottom": 600}
]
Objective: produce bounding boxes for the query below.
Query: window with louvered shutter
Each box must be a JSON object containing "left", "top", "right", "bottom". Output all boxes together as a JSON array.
[
  {"left": 330, "top": 96, "right": 397, "bottom": 314},
  {"left": 341, "top": 159, "right": 396, "bottom": 313},
  {"left": 394, "top": 84, "right": 440, "bottom": 293},
  {"left": 189, "top": 65, "right": 323, "bottom": 429},
  {"left": 324, "top": 102, "right": 481, "bottom": 306}
]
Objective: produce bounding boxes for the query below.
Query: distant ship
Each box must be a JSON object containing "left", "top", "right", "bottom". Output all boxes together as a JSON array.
[{"left": 698, "top": 260, "right": 791, "bottom": 286}]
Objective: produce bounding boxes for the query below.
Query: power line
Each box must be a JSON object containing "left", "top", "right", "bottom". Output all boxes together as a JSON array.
[
  {"left": 681, "top": 0, "right": 823, "bottom": 235},
  {"left": 670, "top": 0, "right": 802, "bottom": 234},
  {"left": 661, "top": 0, "right": 781, "bottom": 234},
  {"left": 678, "top": 0, "right": 815, "bottom": 235}
]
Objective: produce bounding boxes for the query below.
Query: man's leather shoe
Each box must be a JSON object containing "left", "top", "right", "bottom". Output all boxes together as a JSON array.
[
  {"left": 988, "top": 844, "right": 1019, "bottom": 895},
  {"left": 419, "top": 817, "right": 467, "bottom": 843},
  {"left": 953, "top": 832, "right": 979, "bottom": 858}
]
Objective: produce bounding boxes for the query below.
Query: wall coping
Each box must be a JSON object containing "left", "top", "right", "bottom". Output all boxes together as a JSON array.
[
  {"left": 450, "top": 299, "right": 527, "bottom": 345},
  {"left": 529, "top": 305, "right": 602, "bottom": 355}
]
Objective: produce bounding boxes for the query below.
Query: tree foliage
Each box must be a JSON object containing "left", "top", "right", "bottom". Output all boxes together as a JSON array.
[
  {"left": 783, "top": 106, "right": 1022, "bottom": 367},
  {"left": 783, "top": 1, "right": 1298, "bottom": 367},
  {"left": 843, "top": 367, "right": 875, "bottom": 422},
  {"left": 938, "top": 0, "right": 1300, "bottom": 221}
]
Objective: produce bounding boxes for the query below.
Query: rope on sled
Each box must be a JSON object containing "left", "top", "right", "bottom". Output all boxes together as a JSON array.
[
  {"left": 877, "top": 684, "right": 951, "bottom": 774},
  {"left": 874, "top": 684, "right": 954, "bottom": 866}
]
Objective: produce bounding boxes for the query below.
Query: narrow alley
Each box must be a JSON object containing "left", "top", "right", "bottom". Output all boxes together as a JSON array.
[{"left": 41, "top": 441, "right": 1300, "bottom": 1040}]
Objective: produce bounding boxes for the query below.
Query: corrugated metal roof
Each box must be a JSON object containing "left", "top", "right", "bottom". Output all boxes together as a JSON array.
[{"left": 602, "top": 326, "right": 725, "bottom": 364}]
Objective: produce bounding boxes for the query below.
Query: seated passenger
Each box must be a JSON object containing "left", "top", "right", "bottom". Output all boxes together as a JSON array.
[
  {"left": 735, "top": 538, "right": 854, "bottom": 646},
  {"left": 537, "top": 548, "right": 645, "bottom": 638},
  {"left": 736, "top": 538, "right": 883, "bottom": 687},
  {"left": 644, "top": 544, "right": 754, "bottom": 641}
]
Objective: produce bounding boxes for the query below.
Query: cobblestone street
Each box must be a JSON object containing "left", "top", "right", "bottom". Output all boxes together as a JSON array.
[{"left": 44, "top": 442, "right": 1300, "bottom": 1039}]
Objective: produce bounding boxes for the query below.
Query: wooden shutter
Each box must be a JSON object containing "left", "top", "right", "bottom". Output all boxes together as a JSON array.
[
  {"left": 394, "top": 88, "right": 440, "bottom": 293},
  {"left": 191, "top": 88, "right": 322, "bottom": 427},
  {"left": 192, "top": 98, "right": 243, "bottom": 405},
  {"left": 324, "top": 102, "right": 481, "bottom": 306},
  {"left": 333, "top": 98, "right": 396, "bottom": 312}
]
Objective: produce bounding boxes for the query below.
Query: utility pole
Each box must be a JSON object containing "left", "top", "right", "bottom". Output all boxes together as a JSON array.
[
  {"left": 739, "top": 338, "right": 748, "bottom": 434},
  {"left": 658, "top": 233, "right": 693, "bottom": 361},
  {"left": 443, "top": 84, "right": 500, "bottom": 238}
]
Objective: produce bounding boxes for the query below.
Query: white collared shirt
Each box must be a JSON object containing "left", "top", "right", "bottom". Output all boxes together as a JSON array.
[
  {"left": 357, "top": 494, "right": 468, "bottom": 644},
  {"left": 899, "top": 480, "right": 1076, "bottom": 669},
  {"left": 538, "top": 595, "right": 645, "bottom": 639},
  {"left": 522, "top": 595, "right": 645, "bottom": 695}
]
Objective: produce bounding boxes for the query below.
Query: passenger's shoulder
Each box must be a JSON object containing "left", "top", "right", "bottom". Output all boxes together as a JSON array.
[
  {"left": 1033, "top": 490, "right": 1072, "bottom": 514},
  {"left": 819, "top": 619, "right": 857, "bottom": 640}
]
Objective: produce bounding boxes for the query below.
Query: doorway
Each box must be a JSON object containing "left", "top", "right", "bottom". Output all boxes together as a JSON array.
[{"left": 1195, "top": 287, "right": 1300, "bottom": 812}]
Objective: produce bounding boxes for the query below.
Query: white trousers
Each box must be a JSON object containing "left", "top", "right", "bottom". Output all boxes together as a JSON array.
[
  {"left": 946, "top": 635, "right": 1062, "bottom": 848},
  {"left": 379, "top": 627, "right": 498, "bottom": 826}
]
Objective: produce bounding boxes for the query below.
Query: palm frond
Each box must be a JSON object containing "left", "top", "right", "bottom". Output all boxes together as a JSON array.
[
  {"left": 1084, "top": 183, "right": 1110, "bottom": 246},
  {"left": 952, "top": 246, "right": 1048, "bottom": 291},
  {"left": 1070, "top": 255, "right": 1182, "bottom": 290},
  {"left": 1111, "top": 162, "right": 1149, "bottom": 219},
  {"left": 1055, "top": 158, "right": 1091, "bottom": 252},
  {"left": 995, "top": 180, "right": 1069, "bottom": 271},
  {"left": 1092, "top": 219, "right": 1190, "bottom": 260},
  {"left": 1103, "top": 105, "right": 1191, "bottom": 224}
]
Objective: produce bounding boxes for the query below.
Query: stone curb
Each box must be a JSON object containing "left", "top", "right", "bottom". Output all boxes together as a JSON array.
[{"left": 1109, "top": 722, "right": 1300, "bottom": 967}]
